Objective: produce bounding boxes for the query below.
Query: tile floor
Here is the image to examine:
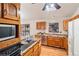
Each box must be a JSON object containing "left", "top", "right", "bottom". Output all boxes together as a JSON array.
[{"left": 40, "top": 45, "right": 67, "bottom": 56}]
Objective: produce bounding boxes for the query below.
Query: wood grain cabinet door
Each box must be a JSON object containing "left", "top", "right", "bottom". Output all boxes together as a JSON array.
[
  {"left": 54, "top": 37, "right": 61, "bottom": 48},
  {"left": 62, "top": 37, "right": 68, "bottom": 50},
  {"left": 2, "top": 3, "right": 20, "bottom": 20},
  {"left": 33, "top": 43, "right": 39, "bottom": 56},
  {"left": 0, "top": 3, "right": 2, "bottom": 17},
  {"left": 24, "top": 48, "right": 34, "bottom": 56},
  {"left": 47, "top": 36, "right": 55, "bottom": 46}
]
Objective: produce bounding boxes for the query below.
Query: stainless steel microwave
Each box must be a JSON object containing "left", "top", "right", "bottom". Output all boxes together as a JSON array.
[{"left": 0, "top": 24, "right": 16, "bottom": 41}]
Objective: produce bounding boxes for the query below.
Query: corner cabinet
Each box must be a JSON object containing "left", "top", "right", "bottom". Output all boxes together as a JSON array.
[{"left": 2, "top": 3, "right": 20, "bottom": 20}]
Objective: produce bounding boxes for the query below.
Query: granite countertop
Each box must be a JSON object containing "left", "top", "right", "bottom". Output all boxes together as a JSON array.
[{"left": 21, "top": 38, "right": 40, "bottom": 55}]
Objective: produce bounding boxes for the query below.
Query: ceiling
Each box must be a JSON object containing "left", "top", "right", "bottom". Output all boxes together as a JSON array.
[{"left": 21, "top": 3, "right": 79, "bottom": 20}]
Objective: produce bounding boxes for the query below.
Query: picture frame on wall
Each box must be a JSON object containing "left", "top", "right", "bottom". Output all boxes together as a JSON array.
[{"left": 49, "top": 23, "right": 59, "bottom": 33}]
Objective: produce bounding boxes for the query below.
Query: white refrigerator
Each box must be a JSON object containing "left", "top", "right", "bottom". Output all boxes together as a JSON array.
[{"left": 68, "top": 18, "right": 79, "bottom": 56}]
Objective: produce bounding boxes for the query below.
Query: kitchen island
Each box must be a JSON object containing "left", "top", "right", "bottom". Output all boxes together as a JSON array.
[{"left": 21, "top": 37, "right": 41, "bottom": 56}]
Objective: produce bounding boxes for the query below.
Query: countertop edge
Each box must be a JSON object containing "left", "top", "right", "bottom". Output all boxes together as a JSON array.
[{"left": 21, "top": 39, "right": 40, "bottom": 55}]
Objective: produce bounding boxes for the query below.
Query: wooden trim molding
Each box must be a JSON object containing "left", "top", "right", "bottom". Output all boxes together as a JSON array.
[
  {"left": 0, "top": 38, "right": 21, "bottom": 49},
  {"left": 68, "top": 15, "right": 79, "bottom": 21},
  {"left": 0, "top": 18, "right": 19, "bottom": 25}
]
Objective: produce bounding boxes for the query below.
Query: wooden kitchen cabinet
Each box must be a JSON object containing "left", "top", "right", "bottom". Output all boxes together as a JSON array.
[
  {"left": 62, "top": 37, "right": 68, "bottom": 50},
  {"left": 33, "top": 43, "right": 39, "bottom": 56},
  {"left": 47, "top": 36, "right": 61, "bottom": 47},
  {"left": 0, "top": 38, "right": 20, "bottom": 49},
  {"left": 36, "top": 22, "right": 46, "bottom": 30},
  {"left": 63, "top": 20, "right": 68, "bottom": 31},
  {"left": 54, "top": 37, "right": 62, "bottom": 48},
  {"left": 23, "top": 40, "right": 41, "bottom": 56},
  {"left": 0, "top": 3, "right": 21, "bottom": 56},
  {"left": 47, "top": 36, "right": 68, "bottom": 49},
  {"left": 24, "top": 48, "right": 34, "bottom": 56},
  {"left": 0, "top": 4, "right": 2, "bottom": 17},
  {"left": 2, "top": 3, "right": 20, "bottom": 20},
  {"left": 47, "top": 36, "right": 55, "bottom": 46}
]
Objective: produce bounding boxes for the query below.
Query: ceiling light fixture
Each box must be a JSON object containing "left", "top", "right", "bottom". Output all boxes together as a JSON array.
[{"left": 42, "top": 3, "right": 61, "bottom": 11}]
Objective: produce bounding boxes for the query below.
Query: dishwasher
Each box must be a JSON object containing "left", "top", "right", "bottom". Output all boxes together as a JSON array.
[{"left": 41, "top": 35, "right": 48, "bottom": 45}]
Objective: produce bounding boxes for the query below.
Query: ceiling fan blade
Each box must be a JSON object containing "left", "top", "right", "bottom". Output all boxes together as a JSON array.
[
  {"left": 42, "top": 3, "right": 47, "bottom": 11},
  {"left": 32, "top": 3, "right": 36, "bottom": 4},
  {"left": 54, "top": 3, "right": 61, "bottom": 9}
]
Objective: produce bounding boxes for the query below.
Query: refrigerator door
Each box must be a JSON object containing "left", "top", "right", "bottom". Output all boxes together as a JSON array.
[
  {"left": 74, "top": 18, "right": 79, "bottom": 56},
  {"left": 68, "top": 21, "right": 74, "bottom": 56}
]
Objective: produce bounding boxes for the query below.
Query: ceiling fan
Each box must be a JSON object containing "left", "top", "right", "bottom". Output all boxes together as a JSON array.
[
  {"left": 32, "top": 3, "right": 61, "bottom": 11},
  {"left": 42, "top": 3, "right": 61, "bottom": 11}
]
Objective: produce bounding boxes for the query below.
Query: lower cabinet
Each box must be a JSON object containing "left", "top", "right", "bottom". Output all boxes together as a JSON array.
[
  {"left": 23, "top": 41, "right": 41, "bottom": 56},
  {"left": 24, "top": 48, "right": 34, "bottom": 56},
  {"left": 61, "top": 37, "right": 68, "bottom": 50},
  {"left": 54, "top": 38, "right": 62, "bottom": 48},
  {"left": 33, "top": 43, "right": 39, "bottom": 56},
  {"left": 47, "top": 36, "right": 55, "bottom": 46},
  {"left": 47, "top": 36, "right": 68, "bottom": 49},
  {"left": 47, "top": 36, "right": 61, "bottom": 48}
]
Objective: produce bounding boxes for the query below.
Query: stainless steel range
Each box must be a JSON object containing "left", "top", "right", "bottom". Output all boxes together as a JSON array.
[{"left": 0, "top": 43, "right": 21, "bottom": 56}]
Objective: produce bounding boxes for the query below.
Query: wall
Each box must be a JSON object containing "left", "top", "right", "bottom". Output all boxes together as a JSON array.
[
  {"left": 71, "top": 8, "right": 79, "bottom": 17},
  {"left": 20, "top": 3, "right": 79, "bottom": 36},
  {"left": 25, "top": 17, "right": 68, "bottom": 36}
]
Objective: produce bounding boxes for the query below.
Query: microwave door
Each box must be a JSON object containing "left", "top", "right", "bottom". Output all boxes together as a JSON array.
[{"left": 0, "top": 24, "right": 16, "bottom": 41}]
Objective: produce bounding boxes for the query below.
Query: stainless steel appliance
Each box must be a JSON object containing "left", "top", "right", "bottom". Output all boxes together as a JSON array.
[
  {"left": 0, "top": 24, "right": 16, "bottom": 41},
  {"left": 41, "top": 34, "right": 48, "bottom": 45},
  {"left": 0, "top": 43, "right": 21, "bottom": 56}
]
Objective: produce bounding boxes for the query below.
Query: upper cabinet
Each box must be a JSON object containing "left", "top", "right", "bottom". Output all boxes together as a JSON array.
[
  {"left": 0, "top": 4, "right": 1, "bottom": 17},
  {"left": 63, "top": 20, "right": 68, "bottom": 31},
  {"left": 0, "top": 3, "right": 20, "bottom": 20},
  {"left": 36, "top": 22, "right": 46, "bottom": 30},
  {"left": 2, "top": 3, "right": 20, "bottom": 20}
]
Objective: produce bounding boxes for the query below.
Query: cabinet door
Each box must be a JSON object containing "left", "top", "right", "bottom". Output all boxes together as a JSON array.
[
  {"left": 54, "top": 37, "right": 61, "bottom": 48},
  {"left": 3, "top": 3, "right": 20, "bottom": 20},
  {"left": 34, "top": 43, "right": 39, "bottom": 56},
  {"left": 38, "top": 41, "right": 41, "bottom": 55},
  {"left": 24, "top": 48, "right": 34, "bottom": 56},
  {"left": 62, "top": 37, "right": 68, "bottom": 49},
  {"left": 47, "top": 36, "right": 55, "bottom": 46},
  {"left": 0, "top": 3, "right": 2, "bottom": 17}
]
